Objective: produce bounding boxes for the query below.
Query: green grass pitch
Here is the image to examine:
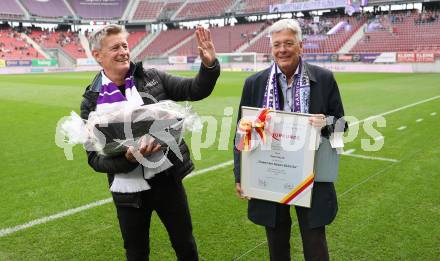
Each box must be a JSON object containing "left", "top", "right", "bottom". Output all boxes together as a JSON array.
[{"left": 0, "top": 70, "right": 439, "bottom": 260}]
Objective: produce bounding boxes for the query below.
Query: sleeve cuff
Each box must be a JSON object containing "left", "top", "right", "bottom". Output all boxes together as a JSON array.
[{"left": 202, "top": 59, "right": 219, "bottom": 70}]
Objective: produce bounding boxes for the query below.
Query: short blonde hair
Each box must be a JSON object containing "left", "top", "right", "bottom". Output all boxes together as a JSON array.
[
  {"left": 89, "top": 24, "right": 128, "bottom": 51},
  {"left": 269, "top": 19, "right": 302, "bottom": 44}
]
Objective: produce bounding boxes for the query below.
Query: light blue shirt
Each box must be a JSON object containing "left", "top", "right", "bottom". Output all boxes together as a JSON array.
[{"left": 276, "top": 64, "right": 300, "bottom": 112}]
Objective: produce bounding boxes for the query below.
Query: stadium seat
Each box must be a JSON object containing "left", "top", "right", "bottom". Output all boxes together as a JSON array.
[
  {"left": 127, "top": 31, "right": 148, "bottom": 49},
  {"left": 235, "top": 0, "right": 287, "bottom": 14},
  {"left": 0, "top": 29, "right": 41, "bottom": 60},
  {"left": 67, "top": 0, "right": 128, "bottom": 19},
  {"left": 29, "top": 30, "right": 86, "bottom": 59},
  {"left": 0, "top": 1, "right": 25, "bottom": 20},
  {"left": 20, "top": 0, "right": 71, "bottom": 18},
  {"left": 174, "top": 0, "right": 235, "bottom": 20},
  {"left": 172, "top": 22, "right": 267, "bottom": 55},
  {"left": 137, "top": 29, "right": 194, "bottom": 58},
  {"left": 351, "top": 11, "right": 440, "bottom": 53}
]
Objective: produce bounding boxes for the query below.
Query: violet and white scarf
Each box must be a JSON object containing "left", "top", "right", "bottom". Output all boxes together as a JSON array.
[
  {"left": 96, "top": 72, "right": 144, "bottom": 113},
  {"left": 97, "top": 71, "right": 172, "bottom": 193},
  {"left": 263, "top": 60, "right": 310, "bottom": 113},
  {"left": 262, "top": 64, "right": 281, "bottom": 110}
]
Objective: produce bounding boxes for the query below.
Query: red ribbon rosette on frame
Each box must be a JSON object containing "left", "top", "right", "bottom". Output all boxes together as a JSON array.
[{"left": 235, "top": 108, "right": 272, "bottom": 151}]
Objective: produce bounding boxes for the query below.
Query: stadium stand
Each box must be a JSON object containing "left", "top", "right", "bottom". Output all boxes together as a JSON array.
[
  {"left": 172, "top": 22, "right": 267, "bottom": 55},
  {"left": 20, "top": 0, "right": 72, "bottom": 18},
  {"left": 0, "top": 0, "right": 439, "bottom": 62},
  {"left": 174, "top": 0, "right": 235, "bottom": 20},
  {"left": 132, "top": 0, "right": 185, "bottom": 21},
  {"left": 244, "top": 34, "right": 271, "bottom": 54},
  {"left": 0, "top": 29, "right": 41, "bottom": 60},
  {"left": 235, "top": 0, "right": 287, "bottom": 14},
  {"left": 68, "top": 0, "right": 128, "bottom": 19},
  {"left": 29, "top": 30, "right": 86, "bottom": 59},
  {"left": 158, "top": 1, "right": 184, "bottom": 20},
  {"left": 351, "top": 11, "right": 440, "bottom": 52},
  {"left": 132, "top": 0, "right": 165, "bottom": 21},
  {"left": 137, "top": 28, "right": 194, "bottom": 58},
  {"left": 245, "top": 16, "right": 367, "bottom": 54},
  {"left": 303, "top": 16, "right": 367, "bottom": 53},
  {"left": 0, "top": 1, "right": 25, "bottom": 20},
  {"left": 127, "top": 31, "right": 148, "bottom": 49}
]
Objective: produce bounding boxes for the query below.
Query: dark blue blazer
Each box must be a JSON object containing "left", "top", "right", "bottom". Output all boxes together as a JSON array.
[{"left": 233, "top": 62, "right": 345, "bottom": 228}]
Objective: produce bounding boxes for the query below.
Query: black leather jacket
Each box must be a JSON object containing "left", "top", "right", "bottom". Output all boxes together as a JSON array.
[{"left": 80, "top": 60, "right": 220, "bottom": 185}]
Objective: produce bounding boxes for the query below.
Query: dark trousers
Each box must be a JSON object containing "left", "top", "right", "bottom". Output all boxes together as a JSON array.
[
  {"left": 265, "top": 204, "right": 329, "bottom": 261},
  {"left": 115, "top": 174, "right": 198, "bottom": 261}
]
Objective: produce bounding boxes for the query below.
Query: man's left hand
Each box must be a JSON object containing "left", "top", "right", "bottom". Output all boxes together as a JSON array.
[
  {"left": 309, "top": 114, "right": 327, "bottom": 129},
  {"left": 195, "top": 26, "right": 216, "bottom": 67}
]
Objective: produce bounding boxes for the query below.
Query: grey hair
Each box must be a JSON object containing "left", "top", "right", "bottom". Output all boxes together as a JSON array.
[
  {"left": 89, "top": 24, "right": 128, "bottom": 51},
  {"left": 268, "top": 19, "right": 302, "bottom": 44}
]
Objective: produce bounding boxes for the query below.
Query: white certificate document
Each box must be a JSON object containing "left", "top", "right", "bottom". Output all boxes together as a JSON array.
[{"left": 240, "top": 107, "right": 319, "bottom": 207}]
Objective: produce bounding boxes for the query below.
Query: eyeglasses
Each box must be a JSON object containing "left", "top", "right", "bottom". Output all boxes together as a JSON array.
[{"left": 271, "top": 41, "right": 297, "bottom": 50}]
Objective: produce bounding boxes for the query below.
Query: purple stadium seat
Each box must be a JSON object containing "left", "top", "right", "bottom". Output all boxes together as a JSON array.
[
  {"left": 21, "top": 0, "right": 71, "bottom": 18},
  {"left": 0, "top": 1, "right": 24, "bottom": 19},
  {"left": 68, "top": 0, "right": 128, "bottom": 19}
]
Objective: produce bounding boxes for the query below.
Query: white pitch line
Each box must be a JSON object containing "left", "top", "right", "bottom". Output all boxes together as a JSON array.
[
  {"left": 374, "top": 136, "right": 384, "bottom": 141},
  {"left": 2, "top": 96, "right": 439, "bottom": 238},
  {"left": 234, "top": 153, "right": 406, "bottom": 260},
  {"left": 342, "top": 153, "right": 399, "bottom": 163},
  {"left": 185, "top": 160, "right": 233, "bottom": 179},
  {"left": 431, "top": 112, "right": 437, "bottom": 116},
  {"left": 397, "top": 126, "right": 407, "bottom": 131},
  {"left": 416, "top": 118, "right": 423, "bottom": 123},
  {"left": 338, "top": 155, "right": 405, "bottom": 197},
  {"left": 0, "top": 161, "right": 234, "bottom": 238},
  {"left": 348, "top": 95, "right": 440, "bottom": 127},
  {"left": 343, "top": 149, "right": 355, "bottom": 154},
  {"left": 0, "top": 198, "right": 113, "bottom": 238},
  {"left": 233, "top": 241, "right": 267, "bottom": 260},
  {"left": 234, "top": 96, "right": 440, "bottom": 259}
]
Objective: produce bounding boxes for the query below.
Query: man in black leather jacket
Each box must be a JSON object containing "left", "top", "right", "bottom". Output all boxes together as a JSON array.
[{"left": 80, "top": 24, "right": 220, "bottom": 261}]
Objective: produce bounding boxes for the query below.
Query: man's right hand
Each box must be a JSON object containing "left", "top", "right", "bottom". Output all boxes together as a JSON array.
[
  {"left": 236, "top": 183, "right": 249, "bottom": 200},
  {"left": 125, "top": 146, "right": 137, "bottom": 162}
]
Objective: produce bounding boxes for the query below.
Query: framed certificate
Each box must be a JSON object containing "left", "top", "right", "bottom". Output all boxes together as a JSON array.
[{"left": 240, "top": 106, "right": 319, "bottom": 208}]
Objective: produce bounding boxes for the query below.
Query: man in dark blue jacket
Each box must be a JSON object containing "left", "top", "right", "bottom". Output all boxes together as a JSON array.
[{"left": 234, "top": 19, "right": 345, "bottom": 261}]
